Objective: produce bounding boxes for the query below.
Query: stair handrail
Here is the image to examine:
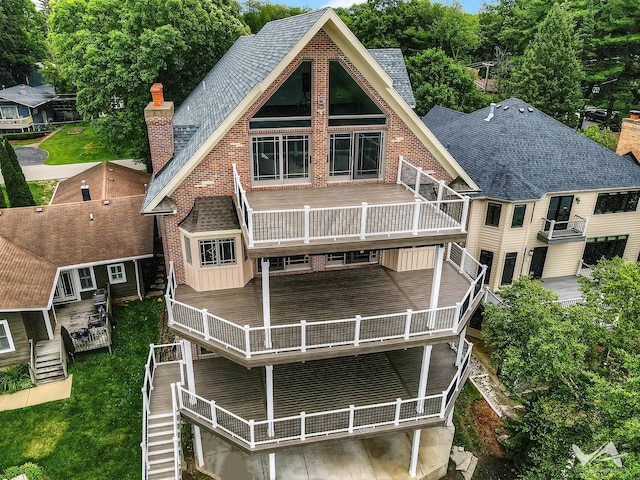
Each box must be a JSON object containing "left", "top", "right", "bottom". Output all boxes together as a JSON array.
[
  {"left": 171, "top": 383, "right": 182, "bottom": 479},
  {"left": 28, "top": 339, "right": 36, "bottom": 385},
  {"left": 60, "top": 334, "right": 68, "bottom": 378}
]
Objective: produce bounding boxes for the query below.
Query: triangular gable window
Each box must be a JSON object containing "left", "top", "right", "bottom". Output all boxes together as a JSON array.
[
  {"left": 329, "top": 61, "right": 385, "bottom": 126},
  {"left": 250, "top": 61, "right": 312, "bottom": 129}
]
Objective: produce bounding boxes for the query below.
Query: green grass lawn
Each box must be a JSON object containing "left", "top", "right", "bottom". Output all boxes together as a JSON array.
[
  {"left": 40, "top": 124, "right": 131, "bottom": 165},
  {"left": 0, "top": 181, "right": 59, "bottom": 206},
  {"left": 0, "top": 298, "right": 164, "bottom": 480}
]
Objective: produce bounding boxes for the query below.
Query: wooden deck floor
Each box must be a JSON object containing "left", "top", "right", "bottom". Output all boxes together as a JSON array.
[
  {"left": 152, "top": 344, "right": 458, "bottom": 423},
  {"left": 53, "top": 299, "right": 97, "bottom": 333},
  {"left": 175, "top": 262, "right": 470, "bottom": 329}
]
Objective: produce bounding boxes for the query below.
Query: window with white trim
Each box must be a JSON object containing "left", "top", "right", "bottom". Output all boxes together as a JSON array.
[
  {"left": 0, "top": 320, "right": 16, "bottom": 353},
  {"left": 78, "top": 267, "right": 96, "bottom": 291},
  {"left": 0, "top": 106, "right": 19, "bottom": 120},
  {"left": 184, "top": 236, "right": 192, "bottom": 265},
  {"left": 107, "top": 263, "right": 127, "bottom": 284},
  {"left": 252, "top": 134, "right": 310, "bottom": 184},
  {"left": 199, "top": 238, "right": 236, "bottom": 267}
]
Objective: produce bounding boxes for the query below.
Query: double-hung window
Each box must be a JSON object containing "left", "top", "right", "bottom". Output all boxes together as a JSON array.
[
  {"left": 485, "top": 203, "right": 502, "bottom": 227},
  {"left": 78, "top": 267, "right": 96, "bottom": 291},
  {"left": 108, "top": 263, "right": 127, "bottom": 284},
  {"left": 252, "top": 134, "right": 310, "bottom": 184},
  {"left": 0, "top": 320, "right": 16, "bottom": 353},
  {"left": 199, "top": 238, "right": 236, "bottom": 267}
]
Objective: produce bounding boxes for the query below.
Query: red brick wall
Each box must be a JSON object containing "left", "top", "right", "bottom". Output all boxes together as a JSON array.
[
  {"left": 154, "top": 30, "right": 452, "bottom": 285},
  {"left": 144, "top": 102, "right": 175, "bottom": 173}
]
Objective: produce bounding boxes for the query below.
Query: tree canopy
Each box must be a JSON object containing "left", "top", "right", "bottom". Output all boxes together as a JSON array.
[
  {"left": 47, "top": 0, "right": 246, "bottom": 168},
  {"left": 484, "top": 261, "right": 640, "bottom": 479},
  {"left": 0, "top": 0, "right": 47, "bottom": 88},
  {"left": 242, "top": 0, "right": 309, "bottom": 34}
]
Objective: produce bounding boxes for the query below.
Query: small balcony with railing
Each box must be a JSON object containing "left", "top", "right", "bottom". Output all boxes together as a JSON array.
[
  {"left": 165, "top": 243, "right": 486, "bottom": 367},
  {"left": 537, "top": 215, "right": 588, "bottom": 244},
  {"left": 0, "top": 115, "right": 33, "bottom": 130},
  {"left": 233, "top": 157, "right": 470, "bottom": 257}
]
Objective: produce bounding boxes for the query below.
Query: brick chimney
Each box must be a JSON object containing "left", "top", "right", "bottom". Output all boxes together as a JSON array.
[
  {"left": 144, "top": 83, "right": 174, "bottom": 173},
  {"left": 616, "top": 110, "right": 640, "bottom": 161}
]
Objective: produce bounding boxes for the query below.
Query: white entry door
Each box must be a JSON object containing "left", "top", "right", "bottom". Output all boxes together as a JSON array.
[{"left": 53, "top": 270, "right": 78, "bottom": 303}]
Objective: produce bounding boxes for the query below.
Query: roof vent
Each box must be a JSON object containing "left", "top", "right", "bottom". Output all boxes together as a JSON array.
[
  {"left": 108, "top": 177, "right": 114, "bottom": 182},
  {"left": 202, "top": 80, "right": 206, "bottom": 91},
  {"left": 89, "top": 213, "right": 94, "bottom": 221},
  {"left": 108, "top": 167, "right": 114, "bottom": 172},
  {"left": 36, "top": 207, "right": 43, "bottom": 213},
  {"left": 503, "top": 105, "right": 510, "bottom": 111},
  {"left": 495, "top": 104, "right": 502, "bottom": 108},
  {"left": 484, "top": 103, "right": 496, "bottom": 122},
  {"left": 528, "top": 107, "right": 534, "bottom": 113},
  {"left": 103, "top": 200, "right": 110, "bottom": 206},
  {"left": 519, "top": 108, "right": 525, "bottom": 113}
]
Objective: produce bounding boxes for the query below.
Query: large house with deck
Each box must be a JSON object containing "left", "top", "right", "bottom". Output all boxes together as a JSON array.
[
  {"left": 0, "top": 162, "right": 153, "bottom": 383},
  {"left": 141, "top": 9, "right": 486, "bottom": 480},
  {"left": 423, "top": 101, "right": 640, "bottom": 313}
]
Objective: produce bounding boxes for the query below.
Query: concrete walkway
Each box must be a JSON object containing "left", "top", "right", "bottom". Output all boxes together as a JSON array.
[
  {"left": 0, "top": 375, "right": 73, "bottom": 412},
  {"left": 0, "top": 159, "right": 147, "bottom": 183}
]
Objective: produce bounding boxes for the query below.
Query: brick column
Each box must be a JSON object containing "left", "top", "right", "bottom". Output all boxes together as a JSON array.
[
  {"left": 616, "top": 111, "right": 640, "bottom": 160},
  {"left": 312, "top": 58, "right": 329, "bottom": 187}
]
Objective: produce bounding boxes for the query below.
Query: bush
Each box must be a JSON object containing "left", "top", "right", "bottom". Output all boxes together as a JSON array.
[
  {"left": 0, "top": 365, "right": 33, "bottom": 394},
  {"left": 5, "top": 132, "right": 48, "bottom": 141},
  {"left": 2, "top": 462, "right": 44, "bottom": 480}
]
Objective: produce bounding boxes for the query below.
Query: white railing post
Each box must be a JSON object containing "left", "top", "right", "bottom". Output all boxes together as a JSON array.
[
  {"left": 249, "top": 420, "right": 256, "bottom": 449},
  {"left": 459, "top": 248, "right": 467, "bottom": 274},
  {"left": 440, "top": 391, "right": 447, "bottom": 418},
  {"left": 244, "top": 325, "right": 251, "bottom": 359},
  {"left": 394, "top": 398, "right": 402, "bottom": 426},
  {"left": 202, "top": 308, "right": 210, "bottom": 340},
  {"left": 349, "top": 405, "right": 355, "bottom": 433},
  {"left": 576, "top": 259, "right": 583, "bottom": 277},
  {"left": 354, "top": 315, "right": 362, "bottom": 346},
  {"left": 404, "top": 309, "right": 413, "bottom": 339},
  {"left": 300, "top": 411, "right": 306, "bottom": 441},
  {"left": 456, "top": 328, "right": 467, "bottom": 367},
  {"left": 549, "top": 220, "right": 555, "bottom": 240},
  {"left": 446, "top": 242, "right": 451, "bottom": 262},
  {"left": 412, "top": 198, "right": 421, "bottom": 235},
  {"left": 461, "top": 196, "right": 470, "bottom": 228},
  {"left": 582, "top": 216, "right": 589, "bottom": 235},
  {"left": 165, "top": 295, "right": 174, "bottom": 325},
  {"left": 300, "top": 321, "right": 307, "bottom": 352},
  {"left": 211, "top": 400, "right": 218, "bottom": 428},
  {"left": 360, "top": 202, "right": 368, "bottom": 240},
  {"left": 247, "top": 207, "right": 255, "bottom": 247},
  {"left": 397, "top": 156, "right": 404, "bottom": 184},
  {"left": 454, "top": 302, "right": 462, "bottom": 332},
  {"left": 413, "top": 167, "right": 422, "bottom": 196},
  {"left": 437, "top": 180, "right": 444, "bottom": 204},
  {"left": 304, "top": 205, "right": 311, "bottom": 244}
]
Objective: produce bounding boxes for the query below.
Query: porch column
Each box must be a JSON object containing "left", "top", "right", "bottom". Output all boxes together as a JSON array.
[
  {"left": 416, "top": 345, "right": 432, "bottom": 413},
  {"left": 409, "top": 429, "right": 421, "bottom": 477},
  {"left": 261, "top": 258, "right": 272, "bottom": 349},
  {"left": 193, "top": 425, "right": 204, "bottom": 467},
  {"left": 182, "top": 339, "right": 197, "bottom": 404},
  {"left": 134, "top": 259, "right": 143, "bottom": 301},
  {"left": 456, "top": 327, "right": 467, "bottom": 367},
  {"left": 430, "top": 245, "right": 444, "bottom": 310},
  {"left": 266, "top": 365, "right": 275, "bottom": 437},
  {"left": 269, "top": 452, "right": 276, "bottom": 480},
  {"left": 42, "top": 309, "right": 54, "bottom": 340}
]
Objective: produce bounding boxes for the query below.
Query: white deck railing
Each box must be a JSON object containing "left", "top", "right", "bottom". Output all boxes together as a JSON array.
[
  {"left": 175, "top": 340, "right": 472, "bottom": 449},
  {"left": 141, "top": 343, "right": 184, "bottom": 480},
  {"left": 166, "top": 248, "right": 485, "bottom": 359},
  {"left": 233, "top": 159, "right": 469, "bottom": 247},
  {"left": 0, "top": 116, "right": 33, "bottom": 127},
  {"left": 539, "top": 215, "right": 588, "bottom": 241}
]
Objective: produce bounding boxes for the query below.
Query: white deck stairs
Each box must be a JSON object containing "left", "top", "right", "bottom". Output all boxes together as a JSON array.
[
  {"left": 146, "top": 412, "right": 180, "bottom": 480},
  {"left": 33, "top": 339, "right": 67, "bottom": 385}
]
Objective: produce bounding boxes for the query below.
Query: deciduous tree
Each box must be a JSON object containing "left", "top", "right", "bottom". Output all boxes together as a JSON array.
[{"left": 242, "top": 0, "right": 309, "bottom": 34}]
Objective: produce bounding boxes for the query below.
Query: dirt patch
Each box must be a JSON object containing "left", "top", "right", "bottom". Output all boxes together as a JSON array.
[
  {"left": 471, "top": 400, "right": 506, "bottom": 457},
  {"left": 67, "top": 127, "right": 85, "bottom": 135}
]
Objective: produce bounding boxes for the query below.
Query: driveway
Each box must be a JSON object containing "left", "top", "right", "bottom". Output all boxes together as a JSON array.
[{"left": 15, "top": 146, "right": 49, "bottom": 166}]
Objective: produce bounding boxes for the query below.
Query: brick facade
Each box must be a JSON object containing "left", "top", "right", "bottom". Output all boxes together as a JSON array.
[
  {"left": 616, "top": 117, "right": 640, "bottom": 159},
  {"left": 147, "top": 29, "right": 453, "bottom": 285},
  {"left": 144, "top": 102, "right": 175, "bottom": 173}
]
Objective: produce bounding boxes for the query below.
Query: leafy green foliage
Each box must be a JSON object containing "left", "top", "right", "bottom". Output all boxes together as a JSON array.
[
  {"left": 0, "top": 0, "right": 47, "bottom": 88},
  {"left": 506, "top": 3, "right": 584, "bottom": 127},
  {"left": 406, "top": 48, "right": 490, "bottom": 116},
  {"left": 0, "top": 365, "right": 32, "bottom": 394},
  {"left": 0, "top": 136, "right": 36, "bottom": 207},
  {"left": 242, "top": 0, "right": 309, "bottom": 34},
  {"left": 0, "top": 185, "right": 6, "bottom": 209},
  {"left": 581, "top": 125, "right": 618, "bottom": 151},
  {"left": 0, "top": 298, "right": 164, "bottom": 480},
  {"left": 2, "top": 462, "right": 44, "bottom": 480},
  {"left": 484, "top": 261, "right": 640, "bottom": 479},
  {"left": 48, "top": 0, "right": 246, "bottom": 169}
]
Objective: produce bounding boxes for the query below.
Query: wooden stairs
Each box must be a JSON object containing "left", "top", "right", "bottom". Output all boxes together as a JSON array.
[
  {"left": 33, "top": 339, "right": 67, "bottom": 385},
  {"left": 146, "top": 412, "right": 180, "bottom": 480}
]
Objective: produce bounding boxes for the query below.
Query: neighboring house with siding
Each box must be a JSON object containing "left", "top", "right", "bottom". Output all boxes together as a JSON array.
[
  {"left": 0, "top": 162, "right": 153, "bottom": 381},
  {"left": 140, "top": 9, "right": 487, "bottom": 480},
  {"left": 423, "top": 100, "right": 640, "bottom": 300},
  {"left": 0, "top": 84, "right": 57, "bottom": 132}
]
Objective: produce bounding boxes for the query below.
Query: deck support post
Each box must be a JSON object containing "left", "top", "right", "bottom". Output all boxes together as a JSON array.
[
  {"left": 430, "top": 245, "right": 444, "bottom": 310},
  {"left": 193, "top": 425, "right": 204, "bottom": 467},
  {"left": 261, "top": 258, "right": 272, "bottom": 349},
  {"left": 134, "top": 259, "right": 142, "bottom": 301},
  {"left": 42, "top": 309, "right": 54, "bottom": 340},
  {"left": 416, "top": 345, "right": 432, "bottom": 414},
  {"left": 409, "top": 429, "right": 421, "bottom": 477},
  {"left": 456, "top": 327, "right": 467, "bottom": 367},
  {"left": 266, "top": 365, "right": 275, "bottom": 438},
  {"left": 446, "top": 407, "right": 455, "bottom": 427},
  {"left": 269, "top": 452, "right": 276, "bottom": 480},
  {"left": 182, "top": 339, "right": 197, "bottom": 405}
]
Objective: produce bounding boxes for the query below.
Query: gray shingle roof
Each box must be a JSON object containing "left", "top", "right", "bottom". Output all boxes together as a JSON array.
[
  {"left": 179, "top": 197, "right": 240, "bottom": 233},
  {"left": 0, "top": 84, "right": 56, "bottom": 108},
  {"left": 143, "top": 9, "right": 418, "bottom": 211},
  {"left": 368, "top": 49, "right": 415, "bottom": 108},
  {"left": 423, "top": 99, "right": 640, "bottom": 201}
]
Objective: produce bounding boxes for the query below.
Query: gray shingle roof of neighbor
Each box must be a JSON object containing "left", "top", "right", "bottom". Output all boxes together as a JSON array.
[
  {"left": 422, "top": 98, "right": 640, "bottom": 202},
  {"left": 143, "top": 9, "right": 418, "bottom": 210},
  {"left": 0, "top": 84, "right": 56, "bottom": 108}
]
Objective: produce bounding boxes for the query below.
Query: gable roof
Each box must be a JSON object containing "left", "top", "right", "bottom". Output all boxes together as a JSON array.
[
  {"left": 423, "top": 99, "right": 640, "bottom": 202},
  {"left": 368, "top": 49, "right": 415, "bottom": 108},
  {"left": 52, "top": 161, "right": 150, "bottom": 204},
  {"left": 142, "top": 8, "right": 477, "bottom": 212},
  {"left": 0, "top": 84, "right": 56, "bottom": 108}
]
